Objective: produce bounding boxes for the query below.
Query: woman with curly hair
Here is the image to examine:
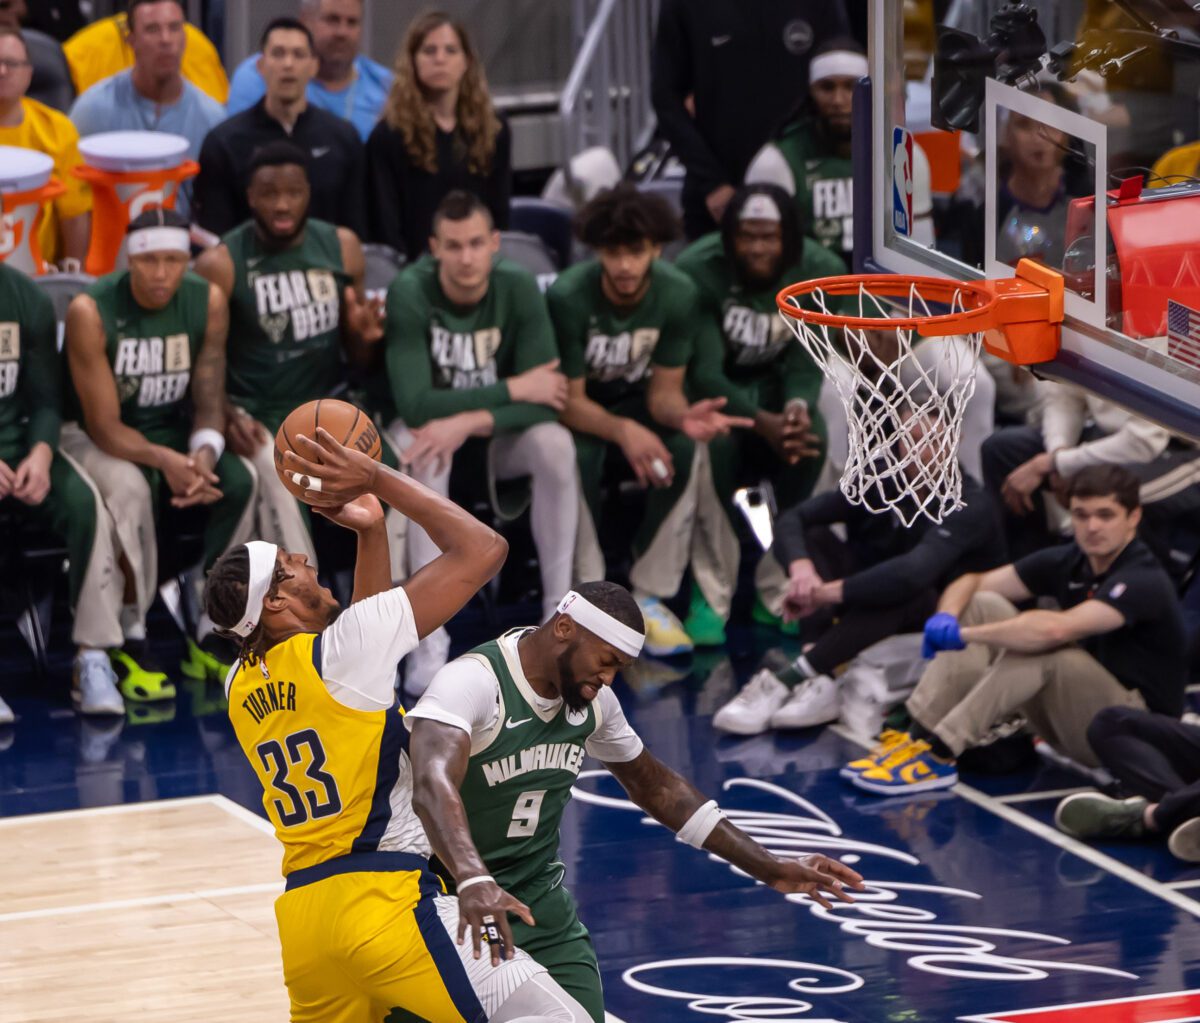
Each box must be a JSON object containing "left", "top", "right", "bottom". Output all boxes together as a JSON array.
[{"left": 367, "top": 12, "right": 511, "bottom": 257}]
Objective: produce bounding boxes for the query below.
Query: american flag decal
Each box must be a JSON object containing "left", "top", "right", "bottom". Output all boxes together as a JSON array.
[{"left": 1166, "top": 299, "right": 1200, "bottom": 369}]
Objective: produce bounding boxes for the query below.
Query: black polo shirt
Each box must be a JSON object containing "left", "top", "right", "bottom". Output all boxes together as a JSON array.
[
  {"left": 193, "top": 99, "right": 367, "bottom": 238},
  {"left": 1014, "top": 538, "right": 1186, "bottom": 716}
]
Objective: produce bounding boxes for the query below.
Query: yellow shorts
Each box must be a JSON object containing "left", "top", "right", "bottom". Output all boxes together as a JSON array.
[{"left": 275, "top": 854, "right": 545, "bottom": 1023}]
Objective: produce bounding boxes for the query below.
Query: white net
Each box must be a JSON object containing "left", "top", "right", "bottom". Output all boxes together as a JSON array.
[{"left": 780, "top": 281, "right": 984, "bottom": 526}]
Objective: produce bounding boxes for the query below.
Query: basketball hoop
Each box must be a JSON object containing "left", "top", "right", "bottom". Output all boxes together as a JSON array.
[{"left": 777, "top": 258, "right": 1063, "bottom": 525}]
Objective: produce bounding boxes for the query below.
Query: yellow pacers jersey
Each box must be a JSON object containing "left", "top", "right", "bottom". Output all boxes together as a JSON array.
[{"left": 227, "top": 631, "right": 429, "bottom": 877}]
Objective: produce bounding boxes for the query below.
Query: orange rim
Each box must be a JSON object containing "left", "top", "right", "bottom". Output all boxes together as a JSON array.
[{"left": 776, "top": 273, "right": 999, "bottom": 335}]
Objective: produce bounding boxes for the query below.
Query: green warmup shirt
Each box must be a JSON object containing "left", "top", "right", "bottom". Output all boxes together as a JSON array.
[
  {"left": 675, "top": 232, "right": 846, "bottom": 419},
  {"left": 406, "top": 627, "right": 645, "bottom": 897},
  {"left": 0, "top": 263, "right": 60, "bottom": 463},
  {"left": 385, "top": 255, "right": 560, "bottom": 433},
  {"left": 773, "top": 119, "right": 854, "bottom": 260},
  {"left": 80, "top": 269, "right": 210, "bottom": 447},
  {"left": 224, "top": 218, "right": 349, "bottom": 432},
  {"left": 547, "top": 259, "right": 697, "bottom": 409}
]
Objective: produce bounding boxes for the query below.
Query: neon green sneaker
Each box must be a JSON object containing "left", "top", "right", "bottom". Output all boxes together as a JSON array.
[
  {"left": 751, "top": 595, "right": 800, "bottom": 636},
  {"left": 109, "top": 645, "right": 175, "bottom": 702},
  {"left": 683, "top": 583, "right": 727, "bottom": 647},
  {"left": 181, "top": 637, "right": 233, "bottom": 683}
]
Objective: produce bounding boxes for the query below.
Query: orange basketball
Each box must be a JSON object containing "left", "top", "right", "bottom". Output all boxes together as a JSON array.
[{"left": 274, "top": 399, "right": 382, "bottom": 502}]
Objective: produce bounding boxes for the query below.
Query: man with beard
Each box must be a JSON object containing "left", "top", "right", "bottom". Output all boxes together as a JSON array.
[
  {"left": 406, "top": 579, "right": 864, "bottom": 1023},
  {"left": 745, "top": 40, "right": 864, "bottom": 268},
  {"left": 674, "top": 184, "right": 845, "bottom": 644},
  {"left": 549, "top": 184, "right": 753, "bottom": 657},
  {"left": 194, "top": 140, "right": 388, "bottom": 598}
]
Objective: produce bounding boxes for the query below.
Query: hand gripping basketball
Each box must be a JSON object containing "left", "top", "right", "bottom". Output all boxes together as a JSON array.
[{"left": 281, "top": 428, "right": 379, "bottom": 508}]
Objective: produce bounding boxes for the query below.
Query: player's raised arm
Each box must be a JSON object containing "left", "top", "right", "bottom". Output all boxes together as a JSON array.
[
  {"left": 283, "top": 427, "right": 506, "bottom": 638},
  {"left": 604, "top": 749, "right": 865, "bottom": 908}
]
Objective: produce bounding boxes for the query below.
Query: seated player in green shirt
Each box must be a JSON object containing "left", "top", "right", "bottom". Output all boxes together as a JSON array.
[
  {"left": 193, "top": 141, "right": 395, "bottom": 578},
  {"left": 0, "top": 264, "right": 128, "bottom": 719},
  {"left": 745, "top": 40, "right": 864, "bottom": 269},
  {"left": 406, "top": 581, "right": 864, "bottom": 1023},
  {"left": 385, "top": 190, "right": 580, "bottom": 694},
  {"left": 676, "top": 184, "right": 845, "bottom": 643},
  {"left": 64, "top": 209, "right": 258, "bottom": 693},
  {"left": 549, "top": 183, "right": 752, "bottom": 657}
]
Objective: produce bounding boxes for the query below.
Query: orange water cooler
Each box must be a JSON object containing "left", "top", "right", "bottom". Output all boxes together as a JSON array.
[
  {"left": 0, "top": 146, "right": 66, "bottom": 275},
  {"left": 74, "top": 131, "right": 198, "bottom": 275}
]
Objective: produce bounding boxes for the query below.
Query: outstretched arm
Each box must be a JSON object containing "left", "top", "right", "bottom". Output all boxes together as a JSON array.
[
  {"left": 409, "top": 718, "right": 534, "bottom": 964},
  {"left": 605, "top": 749, "right": 864, "bottom": 907}
]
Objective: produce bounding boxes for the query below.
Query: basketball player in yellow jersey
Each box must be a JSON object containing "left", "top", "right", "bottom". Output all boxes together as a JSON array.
[{"left": 204, "top": 429, "right": 591, "bottom": 1023}]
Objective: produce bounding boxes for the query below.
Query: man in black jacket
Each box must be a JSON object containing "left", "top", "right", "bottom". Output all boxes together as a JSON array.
[
  {"left": 650, "top": 0, "right": 850, "bottom": 239},
  {"left": 193, "top": 16, "right": 366, "bottom": 238},
  {"left": 714, "top": 450, "right": 1004, "bottom": 735}
]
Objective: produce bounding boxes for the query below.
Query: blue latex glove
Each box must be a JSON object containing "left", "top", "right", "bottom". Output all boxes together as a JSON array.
[{"left": 922, "top": 612, "right": 965, "bottom": 659}]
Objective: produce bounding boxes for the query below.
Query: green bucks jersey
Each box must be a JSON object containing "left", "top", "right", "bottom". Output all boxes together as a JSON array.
[
  {"left": 224, "top": 218, "right": 349, "bottom": 433},
  {"left": 84, "top": 269, "right": 209, "bottom": 447},
  {"left": 773, "top": 119, "right": 854, "bottom": 261},
  {"left": 0, "top": 263, "right": 60, "bottom": 463},
  {"left": 547, "top": 260, "right": 696, "bottom": 409},
  {"left": 410, "top": 627, "right": 643, "bottom": 897}
]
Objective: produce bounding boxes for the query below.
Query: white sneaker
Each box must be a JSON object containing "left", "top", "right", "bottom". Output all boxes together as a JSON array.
[
  {"left": 713, "top": 668, "right": 789, "bottom": 735},
  {"left": 1168, "top": 818, "right": 1200, "bottom": 862},
  {"left": 403, "top": 626, "right": 450, "bottom": 698},
  {"left": 770, "top": 674, "right": 841, "bottom": 729},
  {"left": 73, "top": 652, "right": 125, "bottom": 716},
  {"left": 0, "top": 692, "right": 13, "bottom": 725}
]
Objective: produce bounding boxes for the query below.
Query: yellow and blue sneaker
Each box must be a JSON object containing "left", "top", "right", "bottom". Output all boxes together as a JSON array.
[
  {"left": 109, "top": 643, "right": 175, "bottom": 702},
  {"left": 637, "top": 596, "right": 693, "bottom": 657},
  {"left": 839, "top": 728, "right": 913, "bottom": 780},
  {"left": 851, "top": 739, "right": 958, "bottom": 796}
]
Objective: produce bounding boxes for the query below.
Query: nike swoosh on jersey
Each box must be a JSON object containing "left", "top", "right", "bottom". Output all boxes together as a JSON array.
[
  {"left": 311, "top": 146, "right": 331, "bottom": 158},
  {"left": 505, "top": 716, "right": 532, "bottom": 729},
  {"left": 712, "top": 34, "right": 732, "bottom": 46}
]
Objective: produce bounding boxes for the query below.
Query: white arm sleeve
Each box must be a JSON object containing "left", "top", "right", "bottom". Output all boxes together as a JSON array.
[
  {"left": 406, "top": 657, "right": 500, "bottom": 750},
  {"left": 318, "top": 587, "right": 419, "bottom": 708},
  {"left": 586, "top": 687, "right": 643, "bottom": 763}
]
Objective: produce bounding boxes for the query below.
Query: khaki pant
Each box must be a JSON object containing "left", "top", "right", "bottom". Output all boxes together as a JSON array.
[{"left": 906, "top": 592, "right": 1146, "bottom": 767}]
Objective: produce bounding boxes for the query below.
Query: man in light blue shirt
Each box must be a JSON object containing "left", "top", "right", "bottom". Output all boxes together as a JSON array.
[
  {"left": 68, "top": 0, "right": 224, "bottom": 216},
  {"left": 225, "top": 0, "right": 390, "bottom": 141}
]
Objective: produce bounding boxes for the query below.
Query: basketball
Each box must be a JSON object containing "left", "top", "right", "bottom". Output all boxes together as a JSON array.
[{"left": 274, "top": 399, "right": 382, "bottom": 501}]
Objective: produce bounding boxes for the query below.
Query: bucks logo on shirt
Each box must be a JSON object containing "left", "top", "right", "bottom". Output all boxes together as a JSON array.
[
  {"left": 0, "top": 321, "right": 20, "bottom": 399},
  {"left": 772, "top": 121, "right": 854, "bottom": 258},
  {"left": 83, "top": 269, "right": 208, "bottom": 444},
  {"left": 225, "top": 218, "right": 349, "bottom": 430},
  {"left": 431, "top": 324, "right": 502, "bottom": 389},
  {"left": 720, "top": 298, "right": 791, "bottom": 367},
  {"left": 456, "top": 632, "right": 598, "bottom": 895}
]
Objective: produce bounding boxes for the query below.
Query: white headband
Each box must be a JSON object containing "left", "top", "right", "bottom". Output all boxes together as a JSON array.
[
  {"left": 127, "top": 226, "right": 190, "bottom": 256},
  {"left": 809, "top": 51, "right": 868, "bottom": 84},
  {"left": 227, "top": 541, "right": 280, "bottom": 638},
  {"left": 740, "top": 193, "right": 782, "bottom": 223},
  {"left": 556, "top": 591, "right": 645, "bottom": 658}
]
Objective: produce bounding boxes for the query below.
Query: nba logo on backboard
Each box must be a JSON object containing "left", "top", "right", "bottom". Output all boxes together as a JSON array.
[{"left": 892, "top": 127, "right": 913, "bottom": 237}]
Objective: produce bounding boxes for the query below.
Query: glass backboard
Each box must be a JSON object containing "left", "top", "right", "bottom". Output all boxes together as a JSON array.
[{"left": 865, "top": 0, "right": 1200, "bottom": 439}]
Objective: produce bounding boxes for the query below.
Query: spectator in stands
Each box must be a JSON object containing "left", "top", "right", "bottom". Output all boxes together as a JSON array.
[
  {"left": 674, "top": 184, "right": 840, "bottom": 644},
  {"left": 651, "top": 0, "right": 850, "bottom": 239},
  {"left": 225, "top": 0, "right": 390, "bottom": 142},
  {"left": 62, "top": 1, "right": 227, "bottom": 104},
  {"left": 385, "top": 190, "right": 578, "bottom": 693},
  {"left": 195, "top": 17, "right": 366, "bottom": 239},
  {"left": 549, "top": 184, "right": 752, "bottom": 658},
  {"left": 849, "top": 465, "right": 1186, "bottom": 796},
  {"left": 367, "top": 11, "right": 510, "bottom": 259},
  {"left": 0, "top": 2, "right": 76, "bottom": 112},
  {"left": 744, "top": 40, "right": 863, "bottom": 268},
  {"left": 714, "top": 414, "right": 1004, "bottom": 735},
  {"left": 0, "top": 27, "right": 90, "bottom": 265},
  {"left": 6, "top": 0, "right": 86, "bottom": 42},
  {"left": 68, "top": 0, "right": 224, "bottom": 217},
  {"left": 983, "top": 379, "right": 1200, "bottom": 562},
  {"left": 63, "top": 208, "right": 257, "bottom": 693},
  {"left": 1055, "top": 708, "right": 1200, "bottom": 862},
  {"left": 194, "top": 141, "right": 390, "bottom": 574},
  {"left": 0, "top": 262, "right": 128, "bottom": 721}
]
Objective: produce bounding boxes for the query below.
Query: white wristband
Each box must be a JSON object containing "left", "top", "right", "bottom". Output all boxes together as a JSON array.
[
  {"left": 189, "top": 427, "right": 225, "bottom": 462},
  {"left": 456, "top": 874, "right": 494, "bottom": 893},
  {"left": 676, "top": 799, "right": 726, "bottom": 849}
]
